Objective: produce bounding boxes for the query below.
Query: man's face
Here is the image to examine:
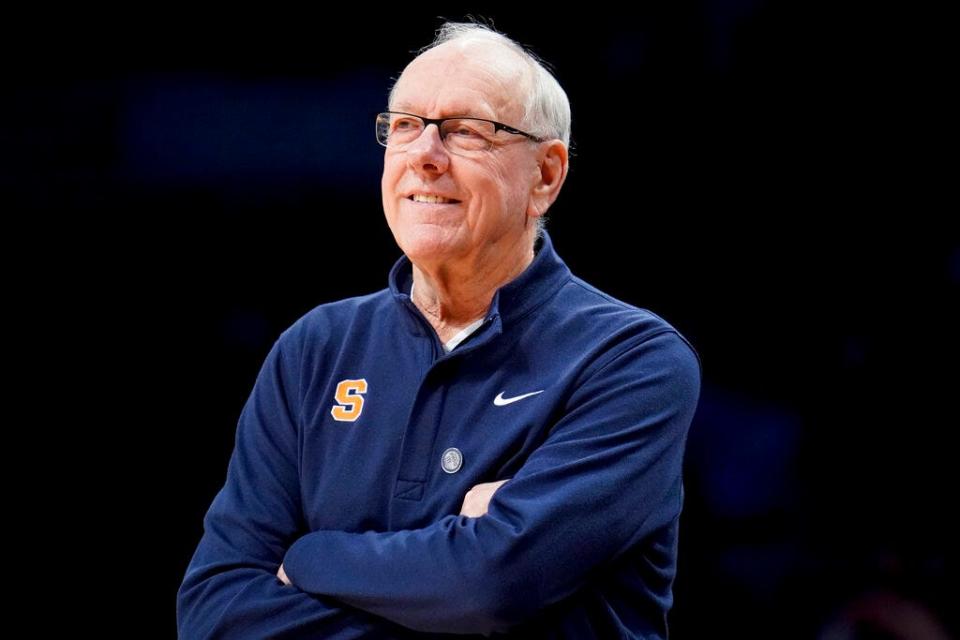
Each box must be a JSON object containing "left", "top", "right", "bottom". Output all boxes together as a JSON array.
[{"left": 382, "top": 44, "right": 541, "bottom": 268}]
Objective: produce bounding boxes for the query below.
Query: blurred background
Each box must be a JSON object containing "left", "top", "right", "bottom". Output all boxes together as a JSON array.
[{"left": 8, "top": 2, "right": 955, "bottom": 638}]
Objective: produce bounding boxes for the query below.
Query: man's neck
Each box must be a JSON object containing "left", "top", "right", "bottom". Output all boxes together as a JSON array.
[{"left": 410, "top": 241, "right": 535, "bottom": 340}]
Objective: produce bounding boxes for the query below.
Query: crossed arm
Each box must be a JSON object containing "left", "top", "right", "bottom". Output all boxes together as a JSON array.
[{"left": 276, "top": 478, "right": 509, "bottom": 585}]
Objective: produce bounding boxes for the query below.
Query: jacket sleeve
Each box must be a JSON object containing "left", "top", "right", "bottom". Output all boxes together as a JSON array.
[
  {"left": 176, "top": 332, "right": 419, "bottom": 640},
  {"left": 281, "top": 330, "right": 702, "bottom": 636}
]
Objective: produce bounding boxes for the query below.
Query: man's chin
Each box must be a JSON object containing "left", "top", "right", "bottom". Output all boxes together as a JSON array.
[{"left": 396, "top": 229, "right": 465, "bottom": 264}]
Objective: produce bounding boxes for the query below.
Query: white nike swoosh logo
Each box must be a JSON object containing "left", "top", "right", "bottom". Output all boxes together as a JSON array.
[{"left": 493, "top": 390, "right": 544, "bottom": 406}]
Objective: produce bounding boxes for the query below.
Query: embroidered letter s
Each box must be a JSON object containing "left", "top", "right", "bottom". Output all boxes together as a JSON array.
[{"left": 330, "top": 378, "right": 368, "bottom": 422}]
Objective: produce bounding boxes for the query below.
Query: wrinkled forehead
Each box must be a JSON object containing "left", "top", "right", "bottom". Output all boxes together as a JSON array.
[{"left": 391, "top": 41, "right": 531, "bottom": 123}]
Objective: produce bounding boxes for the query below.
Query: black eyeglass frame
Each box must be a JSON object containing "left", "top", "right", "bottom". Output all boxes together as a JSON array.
[{"left": 376, "top": 111, "right": 547, "bottom": 149}]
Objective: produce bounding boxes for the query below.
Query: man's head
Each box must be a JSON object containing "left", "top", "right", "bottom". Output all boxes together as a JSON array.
[{"left": 380, "top": 22, "right": 570, "bottom": 271}]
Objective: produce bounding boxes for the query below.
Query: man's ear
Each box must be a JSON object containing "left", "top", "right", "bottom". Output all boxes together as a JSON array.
[{"left": 527, "top": 140, "right": 569, "bottom": 218}]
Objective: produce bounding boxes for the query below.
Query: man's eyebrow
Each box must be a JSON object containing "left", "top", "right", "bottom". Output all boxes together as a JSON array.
[{"left": 391, "top": 104, "right": 495, "bottom": 120}]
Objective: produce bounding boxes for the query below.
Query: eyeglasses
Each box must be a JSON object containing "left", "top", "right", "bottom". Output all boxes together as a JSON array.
[{"left": 375, "top": 111, "right": 545, "bottom": 155}]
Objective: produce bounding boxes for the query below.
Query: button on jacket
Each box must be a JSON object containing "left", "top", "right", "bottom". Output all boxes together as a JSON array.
[{"left": 177, "top": 231, "right": 702, "bottom": 639}]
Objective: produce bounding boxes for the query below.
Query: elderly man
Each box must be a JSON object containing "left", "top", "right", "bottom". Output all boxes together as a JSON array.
[{"left": 178, "top": 22, "right": 701, "bottom": 639}]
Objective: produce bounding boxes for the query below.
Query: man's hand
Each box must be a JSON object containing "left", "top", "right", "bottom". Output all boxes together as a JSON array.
[
  {"left": 459, "top": 479, "right": 510, "bottom": 517},
  {"left": 277, "top": 563, "right": 291, "bottom": 586}
]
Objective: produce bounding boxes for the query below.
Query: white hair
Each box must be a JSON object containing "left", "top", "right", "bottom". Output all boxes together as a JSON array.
[{"left": 389, "top": 21, "right": 571, "bottom": 238}]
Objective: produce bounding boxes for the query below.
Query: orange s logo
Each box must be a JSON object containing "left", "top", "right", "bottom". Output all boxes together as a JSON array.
[{"left": 331, "top": 378, "right": 368, "bottom": 422}]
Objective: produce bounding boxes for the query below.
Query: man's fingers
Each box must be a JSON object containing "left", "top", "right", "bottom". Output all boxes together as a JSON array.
[{"left": 459, "top": 478, "right": 511, "bottom": 517}]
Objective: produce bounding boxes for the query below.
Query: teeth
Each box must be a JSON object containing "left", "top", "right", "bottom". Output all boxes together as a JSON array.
[{"left": 412, "top": 194, "right": 454, "bottom": 204}]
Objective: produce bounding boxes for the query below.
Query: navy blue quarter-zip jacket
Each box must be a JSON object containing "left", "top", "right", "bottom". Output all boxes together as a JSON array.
[{"left": 177, "top": 231, "right": 702, "bottom": 639}]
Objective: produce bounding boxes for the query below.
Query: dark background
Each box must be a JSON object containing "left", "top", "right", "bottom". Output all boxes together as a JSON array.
[{"left": 9, "top": 3, "right": 955, "bottom": 638}]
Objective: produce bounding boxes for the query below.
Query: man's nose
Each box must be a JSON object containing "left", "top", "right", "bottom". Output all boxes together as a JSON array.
[{"left": 405, "top": 124, "right": 450, "bottom": 175}]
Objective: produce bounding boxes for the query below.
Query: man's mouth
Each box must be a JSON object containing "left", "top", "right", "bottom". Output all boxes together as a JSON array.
[{"left": 409, "top": 194, "right": 461, "bottom": 204}]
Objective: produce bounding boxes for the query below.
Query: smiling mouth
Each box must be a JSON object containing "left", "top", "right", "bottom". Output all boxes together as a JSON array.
[{"left": 409, "top": 194, "right": 461, "bottom": 204}]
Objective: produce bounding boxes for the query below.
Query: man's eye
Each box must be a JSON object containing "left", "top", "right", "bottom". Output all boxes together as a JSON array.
[
  {"left": 449, "top": 125, "right": 482, "bottom": 138},
  {"left": 394, "top": 119, "right": 420, "bottom": 131}
]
